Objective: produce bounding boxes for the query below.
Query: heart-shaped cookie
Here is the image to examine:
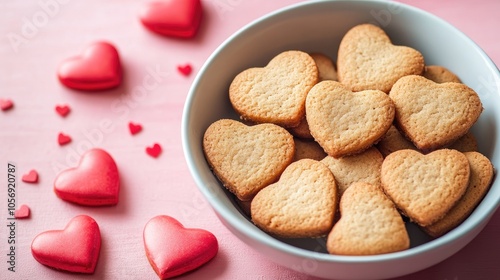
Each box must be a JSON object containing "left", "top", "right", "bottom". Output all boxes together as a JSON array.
[
  {"left": 251, "top": 159, "right": 337, "bottom": 238},
  {"left": 390, "top": 75, "right": 483, "bottom": 151},
  {"left": 306, "top": 81, "right": 394, "bottom": 158},
  {"left": 139, "top": 0, "right": 202, "bottom": 38},
  {"left": 57, "top": 41, "right": 122, "bottom": 91},
  {"left": 327, "top": 182, "right": 409, "bottom": 255},
  {"left": 229, "top": 50, "right": 318, "bottom": 127},
  {"left": 337, "top": 24, "right": 425, "bottom": 93},
  {"left": 423, "top": 65, "right": 461, "bottom": 84},
  {"left": 424, "top": 151, "right": 494, "bottom": 237},
  {"left": 203, "top": 119, "right": 294, "bottom": 201},
  {"left": 31, "top": 215, "right": 101, "bottom": 274},
  {"left": 54, "top": 148, "right": 120, "bottom": 206},
  {"left": 321, "top": 147, "right": 383, "bottom": 196},
  {"left": 377, "top": 125, "right": 478, "bottom": 157},
  {"left": 381, "top": 149, "right": 470, "bottom": 226},
  {"left": 143, "top": 215, "right": 218, "bottom": 279}
]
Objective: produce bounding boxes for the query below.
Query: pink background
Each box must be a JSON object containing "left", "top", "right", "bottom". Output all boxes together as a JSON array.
[{"left": 1, "top": 0, "right": 499, "bottom": 279}]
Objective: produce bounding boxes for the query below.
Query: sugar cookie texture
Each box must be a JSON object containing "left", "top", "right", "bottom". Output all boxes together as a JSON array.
[
  {"left": 202, "top": 23, "right": 494, "bottom": 255},
  {"left": 327, "top": 182, "right": 409, "bottom": 255},
  {"left": 377, "top": 125, "right": 478, "bottom": 157},
  {"left": 424, "top": 152, "right": 494, "bottom": 237},
  {"left": 381, "top": 149, "right": 470, "bottom": 227},
  {"left": 390, "top": 75, "right": 482, "bottom": 151},
  {"left": 229, "top": 50, "right": 318, "bottom": 127},
  {"left": 337, "top": 24, "right": 425, "bottom": 93},
  {"left": 423, "top": 65, "right": 461, "bottom": 83},
  {"left": 306, "top": 81, "right": 394, "bottom": 158},
  {"left": 203, "top": 119, "right": 294, "bottom": 201},
  {"left": 251, "top": 159, "right": 337, "bottom": 238},
  {"left": 321, "top": 147, "right": 383, "bottom": 196}
]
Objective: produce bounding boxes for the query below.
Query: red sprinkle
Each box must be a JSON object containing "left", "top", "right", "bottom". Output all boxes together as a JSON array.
[
  {"left": 146, "top": 143, "right": 162, "bottom": 158},
  {"left": 129, "top": 122, "right": 143, "bottom": 135},
  {"left": 0, "top": 99, "right": 14, "bottom": 111},
  {"left": 55, "top": 104, "right": 71, "bottom": 117},
  {"left": 15, "top": 204, "right": 30, "bottom": 219},
  {"left": 22, "top": 170, "right": 39, "bottom": 183},
  {"left": 58, "top": 133, "right": 72, "bottom": 146},
  {"left": 177, "top": 64, "right": 192, "bottom": 76}
]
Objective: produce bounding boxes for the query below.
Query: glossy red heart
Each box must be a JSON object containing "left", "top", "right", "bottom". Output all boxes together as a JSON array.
[
  {"left": 128, "top": 122, "right": 143, "bottom": 135},
  {"left": 55, "top": 104, "right": 71, "bottom": 117},
  {"left": 0, "top": 99, "right": 14, "bottom": 111},
  {"left": 57, "top": 132, "right": 72, "bottom": 146},
  {"left": 146, "top": 143, "right": 162, "bottom": 158},
  {"left": 177, "top": 64, "right": 192, "bottom": 76},
  {"left": 22, "top": 169, "right": 39, "bottom": 183},
  {"left": 54, "top": 148, "right": 120, "bottom": 206},
  {"left": 143, "top": 215, "right": 218, "bottom": 279},
  {"left": 57, "top": 41, "right": 122, "bottom": 91},
  {"left": 14, "top": 204, "right": 30, "bottom": 219},
  {"left": 31, "top": 215, "right": 101, "bottom": 274},
  {"left": 139, "top": 0, "right": 202, "bottom": 38}
]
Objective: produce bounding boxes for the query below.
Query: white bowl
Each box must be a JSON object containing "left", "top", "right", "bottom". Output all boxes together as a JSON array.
[{"left": 181, "top": 1, "right": 500, "bottom": 279}]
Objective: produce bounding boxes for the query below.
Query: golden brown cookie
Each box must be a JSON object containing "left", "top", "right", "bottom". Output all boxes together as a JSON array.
[
  {"left": 423, "top": 151, "right": 494, "bottom": 237},
  {"left": 203, "top": 119, "right": 295, "bottom": 201},
  {"left": 310, "top": 53, "right": 338, "bottom": 81},
  {"left": 423, "top": 65, "right": 461, "bottom": 83},
  {"left": 287, "top": 117, "right": 313, "bottom": 139},
  {"left": 389, "top": 75, "right": 482, "bottom": 151},
  {"left": 229, "top": 50, "right": 318, "bottom": 127},
  {"left": 306, "top": 81, "right": 395, "bottom": 158},
  {"left": 327, "top": 182, "right": 409, "bottom": 255},
  {"left": 381, "top": 149, "right": 470, "bottom": 227},
  {"left": 377, "top": 125, "right": 478, "bottom": 157},
  {"left": 251, "top": 159, "right": 337, "bottom": 238},
  {"left": 293, "top": 138, "right": 327, "bottom": 162},
  {"left": 321, "top": 147, "right": 383, "bottom": 195},
  {"left": 337, "top": 23, "right": 425, "bottom": 93}
]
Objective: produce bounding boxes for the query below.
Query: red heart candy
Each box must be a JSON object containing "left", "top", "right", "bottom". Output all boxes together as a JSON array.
[
  {"left": 177, "top": 64, "right": 192, "bottom": 76},
  {"left": 54, "top": 148, "right": 120, "bottom": 206},
  {"left": 139, "top": 0, "right": 202, "bottom": 38},
  {"left": 129, "top": 122, "right": 143, "bottom": 135},
  {"left": 15, "top": 204, "right": 30, "bottom": 219},
  {"left": 55, "top": 104, "right": 71, "bottom": 117},
  {"left": 0, "top": 99, "right": 14, "bottom": 111},
  {"left": 57, "top": 41, "right": 122, "bottom": 91},
  {"left": 146, "top": 143, "right": 162, "bottom": 158},
  {"left": 22, "top": 169, "right": 39, "bottom": 183},
  {"left": 143, "top": 215, "right": 218, "bottom": 279},
  {"left": 31, "top": 215, "right": 101, "bottom": 274},
  {"left": 58, "top": 132, "right": 72, "bottom": 146}
]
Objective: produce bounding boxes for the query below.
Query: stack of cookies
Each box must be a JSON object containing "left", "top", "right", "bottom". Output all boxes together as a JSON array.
[{"left": 202, "top": 23, "right": 494, "bottom": 256}]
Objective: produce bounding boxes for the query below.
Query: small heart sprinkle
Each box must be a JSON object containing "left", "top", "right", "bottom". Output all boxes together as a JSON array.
[
  {"left": 58, "top": 133, "right": 72, "bottom": 146},
  {"left": 55, "top": 105, "right": 71, "bottom": 117},
  {"left": 0, "top": 99, "right": 14, "bottom": 111},
  {"left": 146, "top": 143, "right": 162, "bottom": 158},
  {"left": 22, "top": 170, "right": 39, "bottom": 183},
  {"left": 15, "top": 204, "right": 31, "bottom": 219},
  {"left": 128, "top": 122, "right": 143, "bottom": 135},
  {"left": 177, "top": 64, "right": 192, "bottom": 76}
]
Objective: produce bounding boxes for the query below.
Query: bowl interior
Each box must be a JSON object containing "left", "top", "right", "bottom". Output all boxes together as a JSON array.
[{"left": 183, "top": 0, "right": 500, "bottom": 272}]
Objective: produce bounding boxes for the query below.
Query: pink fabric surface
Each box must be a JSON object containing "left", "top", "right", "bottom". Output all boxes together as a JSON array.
[{"left": 1, "top": 0, "right": 499, "bottom": 279}]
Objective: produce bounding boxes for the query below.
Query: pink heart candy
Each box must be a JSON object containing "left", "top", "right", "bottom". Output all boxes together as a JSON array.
[{"left": 143, "top": 215, "right": 218, "bottom": 279}]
